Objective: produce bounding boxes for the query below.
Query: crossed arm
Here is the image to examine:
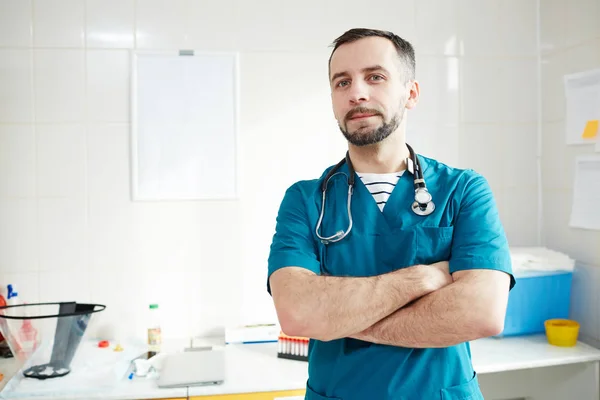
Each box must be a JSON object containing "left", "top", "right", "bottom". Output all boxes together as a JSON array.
[
  {"left": 269, "top": 264, "right": 510, "bottom": 347},
  {"left": 350, "top": 268, "right": 511, "bottom": 347},
  {"left": 269, "top": 175, "right": 511, "bottom": 347}
]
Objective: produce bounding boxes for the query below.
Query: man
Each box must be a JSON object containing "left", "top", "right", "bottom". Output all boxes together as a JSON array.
[{"left": 267, "top": 28, "right": 514, "bottom": 400}]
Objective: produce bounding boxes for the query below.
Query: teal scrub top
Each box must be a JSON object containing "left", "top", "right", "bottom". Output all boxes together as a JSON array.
[{"left": 268, "top": 154, "right": 515, "bottom": 400}]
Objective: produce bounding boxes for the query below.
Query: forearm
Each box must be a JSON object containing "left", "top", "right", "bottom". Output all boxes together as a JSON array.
[
  {"left": 271, "top": 265, "right": 436, "bottom": 342},
  {"left": 352, "top": 271, "right": 508, "bottom": 347}
]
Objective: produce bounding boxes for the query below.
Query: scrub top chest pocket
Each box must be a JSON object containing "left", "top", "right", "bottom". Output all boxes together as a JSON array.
[
  {"left": 414, "top": 225, "right": 454, "bottom": 267},
  {"left": 322, "top": 227, "right": 418, "bottom": 277}
]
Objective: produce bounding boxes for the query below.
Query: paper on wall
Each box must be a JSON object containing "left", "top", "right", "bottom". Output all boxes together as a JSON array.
[
  {"left": 564, "top": 68, "right": 600, "bottom": 145},
  {"left": 569, "top": 155, "right": 600, "bottom": 230},
  {"left": 596, "top": 122, "right": 600, "bottom": 152}
]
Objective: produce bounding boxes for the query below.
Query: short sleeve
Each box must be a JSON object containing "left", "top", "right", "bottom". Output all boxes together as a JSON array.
[
  {"left": 449, "top": 173, "right": 515, "bottom": 290},
  {"left": 267, "top": 183, "right": 321, "bottom": 295}
]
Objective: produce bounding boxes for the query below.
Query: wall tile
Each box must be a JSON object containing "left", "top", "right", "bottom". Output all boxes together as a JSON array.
[
  {"left": 38, "top": 269, "right": 90, "bottom": 303},
  {"left": 186, "top": 0, "right": 238, "bottom": 51},
  {"left": 461, "top": 58, "right": 538, "bottom": 124},
  {"left": 541, "top": 52, "right": 567, "bottom": 123},
  {"left": 540, "top": 0, "right": 567, "bottom": 54},
  {"left": 86, "top": 50, "right": 130, "bottom": 122},
  {"left": 570, "top": 262, "right": 600, "bottom": 341},
  {"left": 236, "top": 0, "right": 416, "bottom": 52},
  {"left": 86, "top": 124, "right": 130, "bottom": 200},
  {"left": 565, "top": 0, "right": 600, "bottom": 48},
  {"left": 135, "top": 0, "right": 187, "bottom": 49},
  {"left": 458, "top": 124, "right": 505, "bottom": 193},
  {"left": 542, "top": 189, "right": 572, "bottom": 253},
  {"left": 33, "top": 0, "right": 84, "bottom": 48},
  {"left": 0, "top": 125, "right": 35, "bottom": 198},
  {"left": 87, "top": 124, "right": 135, "bottom": 273},
  {"left": 415, "top": 0, "right": 459, "bottom": 56},
  {"left": 458, "top": 0, "right": 537, "bottom": 57},
  {"left": 0, "top": 0, "right": 32, "bottom": 47},
  {"left": 0, "top": 50, "right": 33, "bottom": 123},
  {"left": 503, "top": 187, "right": 539, "bottom": 246},
  {"left": 88, "top": 264, "right": 145, "bottom": 340},
  {"left": 564, "top": 39, "right": 600, "bottom": 75},
  {"left": 0, "top": 199, "right": 37, "bottom": 274},
  {"left": 38, "top": 197, "right": 86, "bottom": 273},
  {"left": 503, "top": 124, "right": 539, "bottom": 190},
  {"left": 406, "top": 122, "right": 460, "bottom": 167},
  {"left": 86, "top": 0, "right": 135, "bottom": 48},
  {"left": 36, "top": 124, "right": 86, "bottom": 198},
  {"left": 411, "top": 56, "right": 459, "bottom": 126},
  {"left": 34, "top": 50, "right": 85, "bottom": 123}
]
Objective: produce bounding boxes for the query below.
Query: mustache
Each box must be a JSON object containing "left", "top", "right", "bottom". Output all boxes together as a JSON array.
[{"left": 345, "top": 106, "right": 383, "bottom": 121}]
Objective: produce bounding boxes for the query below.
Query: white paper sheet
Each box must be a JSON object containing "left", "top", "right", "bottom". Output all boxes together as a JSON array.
[
  {"left": 132, "top": 51, "right": 238, "bottom": 201},
  {"left": 569, "top": 155, "right": 600, "bottom": 230},
  {"left": 564, "top": 69, "right": 600, "bottom": 145}
]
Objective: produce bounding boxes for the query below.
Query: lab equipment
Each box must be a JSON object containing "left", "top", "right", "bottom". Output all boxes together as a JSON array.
[
  {"left": 157, "top": 349, "right": 225, "bottom": 388},
  {"left": 225, "top": 323, "right": 279, "bottom": 344},
  {"left": 510, "top": 247, "right": 575, "bottom": 273},
  {"left": 315, "top": 143, "right": 434, "bottom": 244},
  {"left": 277, "top": 333, "right": 308, "bottom": 362},
  {"left": 500, "top": 270, "right": 572, "bottom": 336},
  {"left": 130, "top": 350, "right": 166, "bottom": 378},
  {"left": 0, "top": 302, "right": 105, "bottom": 379},
  {"left": 545, "top": 319, "right": 580, "bottom": 347}
]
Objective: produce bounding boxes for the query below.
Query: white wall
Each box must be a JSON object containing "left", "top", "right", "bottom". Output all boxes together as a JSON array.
[
  {"left": 0, "top": 0, "right": 539, "bottom": 341},
  {"left": 540, "top": 0, "right": 600, "bottom": 266},
  {"left": 540, "top": 0, "right": 600, "bottom": 345}
]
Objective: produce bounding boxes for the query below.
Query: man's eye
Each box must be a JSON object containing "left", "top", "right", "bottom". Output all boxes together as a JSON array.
[
  {"left": 337, "top": 80, "right": 350, "bottom": 87},
  {"left": 369, "top": 75, "right": 383, "bottom": 81}
]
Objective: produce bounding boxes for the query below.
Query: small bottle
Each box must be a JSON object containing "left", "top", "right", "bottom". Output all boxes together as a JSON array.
[{"left": 147, "top": 304, "right": 162, "bottom": 357}]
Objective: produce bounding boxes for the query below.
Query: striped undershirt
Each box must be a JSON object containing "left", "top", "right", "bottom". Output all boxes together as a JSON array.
[{"left": 357, "top": 171, "right": 406, "bottom": 211}]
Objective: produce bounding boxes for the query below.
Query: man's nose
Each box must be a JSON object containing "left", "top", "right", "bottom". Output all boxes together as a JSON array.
[{"left": 348, "top": 81, "right": 369, "bottom": 104}]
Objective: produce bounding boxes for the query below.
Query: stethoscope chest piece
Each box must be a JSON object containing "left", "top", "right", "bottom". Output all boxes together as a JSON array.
[
  {"left": 316, "top": 144, "right": 435, "bottom": 245},
  {"left": 411, "top": 200, "right": 435, "bottom": 216}
]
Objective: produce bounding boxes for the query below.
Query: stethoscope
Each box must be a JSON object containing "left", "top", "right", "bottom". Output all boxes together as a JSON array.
[{"left": 315, "top": 144, "right": 435, "bottom": 245}]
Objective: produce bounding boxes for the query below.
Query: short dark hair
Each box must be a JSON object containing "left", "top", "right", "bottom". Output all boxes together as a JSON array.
[{"left": 328, "top": 28, "right": 416, "bottom": 81}]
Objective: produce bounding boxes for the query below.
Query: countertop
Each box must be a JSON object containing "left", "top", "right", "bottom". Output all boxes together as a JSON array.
[{"left": 1, "top": 335, "right": 600, "bottom": 400}]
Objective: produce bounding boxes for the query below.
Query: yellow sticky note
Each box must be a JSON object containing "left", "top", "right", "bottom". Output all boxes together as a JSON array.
[{"left": 582, "top": 120, "right": 599, "bottom": 139}]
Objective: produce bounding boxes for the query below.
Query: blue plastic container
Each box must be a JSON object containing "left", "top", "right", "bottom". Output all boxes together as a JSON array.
[{"left": 500, "top": 270, "right": 573, "bottom": 336}]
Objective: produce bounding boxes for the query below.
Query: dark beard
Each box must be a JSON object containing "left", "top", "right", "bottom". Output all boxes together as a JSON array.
[{"left": 340, "top": 114, "right": 400, "bottom": 147}]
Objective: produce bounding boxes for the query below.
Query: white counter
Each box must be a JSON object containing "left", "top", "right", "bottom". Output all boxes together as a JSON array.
[
  {"left": 471, "top": 334, "right": 600, "bottom": 374},
  {"left": 1, "top": 335, "right": 599, "bottom": 400}
]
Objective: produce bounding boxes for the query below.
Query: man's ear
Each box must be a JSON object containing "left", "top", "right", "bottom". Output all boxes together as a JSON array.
[{"left": 405, "top": 80, "right": 420, "bottom": 110}]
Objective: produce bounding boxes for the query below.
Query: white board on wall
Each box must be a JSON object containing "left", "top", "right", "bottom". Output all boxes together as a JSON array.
[{"left": 131, "top": 51, "right": 238, "bottom": 201}]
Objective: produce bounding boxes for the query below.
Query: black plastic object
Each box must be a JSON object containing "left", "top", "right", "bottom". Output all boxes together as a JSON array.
[
  {"left": 277, "top": 352, "right": 308, "bottom": 362},
  {"left": 0, "top": 302, "right": 106, "bottom": 380}
]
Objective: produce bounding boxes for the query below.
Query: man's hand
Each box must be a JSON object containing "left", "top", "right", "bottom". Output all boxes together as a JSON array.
[{"left": 351, "top": 268, "right": 511, "bottom": 347}]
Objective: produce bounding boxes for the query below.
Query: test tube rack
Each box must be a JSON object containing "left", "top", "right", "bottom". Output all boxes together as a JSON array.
[{"left": 277, "top": 332, "right": 309, "bottom": 362}]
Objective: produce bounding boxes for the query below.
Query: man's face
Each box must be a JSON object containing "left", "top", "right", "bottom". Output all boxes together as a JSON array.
[{"left": 329, "top": 36, "right": 412, "bottom": 147}]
